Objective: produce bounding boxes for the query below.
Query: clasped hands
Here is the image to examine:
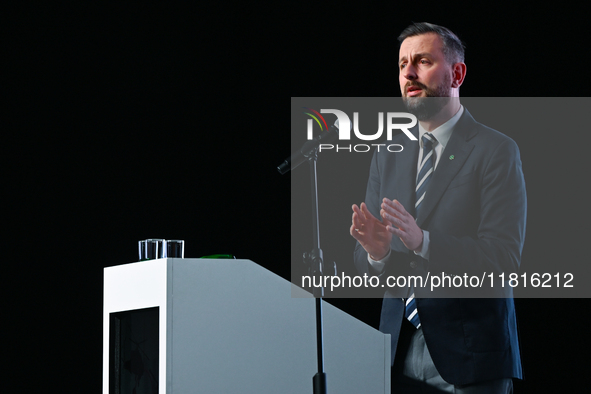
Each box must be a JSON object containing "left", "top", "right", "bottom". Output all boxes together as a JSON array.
[{"left": 350, "top": 198, "right": 423, "bottom": 260}]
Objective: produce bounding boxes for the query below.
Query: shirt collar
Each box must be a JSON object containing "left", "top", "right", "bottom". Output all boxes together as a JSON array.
[{"left": 418, "top": 105, "right": 464, "bottom": 150}]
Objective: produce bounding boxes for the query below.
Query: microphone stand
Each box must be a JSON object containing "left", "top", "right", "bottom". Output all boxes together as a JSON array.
[
  {"left": 279, "top": 146, "right": 328, "bottom": 394},
  {"left": 302, "top": 148, "right": 327, "bottom": 394}
]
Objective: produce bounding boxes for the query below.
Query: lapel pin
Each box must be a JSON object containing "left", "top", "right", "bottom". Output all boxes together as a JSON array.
[{"left": 449, "top": 155, "right": 455, "bottom": 160}]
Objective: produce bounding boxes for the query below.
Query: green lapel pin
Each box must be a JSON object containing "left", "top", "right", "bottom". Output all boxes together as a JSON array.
[{"left": 449, "top": 155, "right": 455, "bottom": 160}]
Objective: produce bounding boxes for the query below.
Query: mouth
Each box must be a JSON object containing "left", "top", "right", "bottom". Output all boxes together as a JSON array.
[{"left": 406, "top": 85, "right": 423, "bottom": 97}]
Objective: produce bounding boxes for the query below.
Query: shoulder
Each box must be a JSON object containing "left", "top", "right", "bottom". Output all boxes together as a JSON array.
[{"left": 460, "top": 108, "right": 521, "bottom": 158}]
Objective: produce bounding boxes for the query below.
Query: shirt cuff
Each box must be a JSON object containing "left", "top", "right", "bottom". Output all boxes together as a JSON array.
[
  {"left": 413, "top": 230, "right": 430, "bottom": 260},
  {"left": 368, "top": 249, "right": 391, "bottom": 274}
]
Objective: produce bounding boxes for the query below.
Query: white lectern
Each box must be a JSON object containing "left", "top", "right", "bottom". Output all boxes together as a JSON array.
[{"left": 103, "top": 258, "right": 390, "bottom": 393}]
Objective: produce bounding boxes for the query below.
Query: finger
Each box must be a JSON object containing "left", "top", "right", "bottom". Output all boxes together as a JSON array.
[
  {"left": 352, "top": 211, "right": 366, "bottom": 230},
  {"left": 392, "top": 199, "right": 409, "bottom": 216},
  {"left": 382, "top": 210, "right": 404, "bottom": 229},
  {"left": 353, "top": 204, "right": 368, "bottom": 224},
  {"left": 352, "top": 211, "right": 359, "bottom": 229},
  {"left": 382, "top": 201, "right": 403, "bottom": 221},
  {"left": 350, "top": 222, "right": 366, "bottom": 241},
  {"left": 359, "top": 202, "right": 367, "bottom": 219},
  {"left": 360, "top": 202, "right": 375, "bottom": 220},
  {"left": 350, "top": 222, "right": 360, "bottom": 238},
  {"left": 386, "top": 224, "right": 404, "bottom": 238},
  {"left": 381, "top": 198, "right": 393, "bottom": 211},
  {"left": 380, "top": 209, "right": 392, "bottom": 226},
  {"left": 383, "top": 199, "right": 411, "bottom": 223},
  {"left": 352, "top": 205, "right": 361, "bottom": 223}
]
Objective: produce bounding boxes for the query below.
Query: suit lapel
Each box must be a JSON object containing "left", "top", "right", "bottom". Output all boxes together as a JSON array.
[
  {"left": 415, "top": 109, "right": 478, "bottom": 227},
  {"left": 394, "top": 128, "right": 420, "bottom": 217}
]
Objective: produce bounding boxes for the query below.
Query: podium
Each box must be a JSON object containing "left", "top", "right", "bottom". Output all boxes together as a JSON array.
[{"left": 103, "top": 258, "right": 390, "bottom": 393}]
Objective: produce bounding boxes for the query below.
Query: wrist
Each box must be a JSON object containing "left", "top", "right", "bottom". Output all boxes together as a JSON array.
[
  {"left": 370, "top": 249, "right": 390, "bottom": 261},
  {"left": 413, "top": 231, "right": 424, "bottom": 253}
]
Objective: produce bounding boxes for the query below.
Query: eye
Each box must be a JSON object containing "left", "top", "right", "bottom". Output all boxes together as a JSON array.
[
  {"left": 400, "top": 63, "right": 407, "bottom": 70},
  {"left": 420, "top": 59, "right": 430, "bottom": 65}
]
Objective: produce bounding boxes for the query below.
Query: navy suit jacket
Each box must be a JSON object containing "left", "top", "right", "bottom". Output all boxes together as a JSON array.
[{"left": 353, "top": 108, "right": 526, "bottom": 385}]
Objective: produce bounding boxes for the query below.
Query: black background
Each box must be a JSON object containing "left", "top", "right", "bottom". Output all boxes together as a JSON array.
[{"left": 6, "top": 3, "right": 589, "bottom": 392}]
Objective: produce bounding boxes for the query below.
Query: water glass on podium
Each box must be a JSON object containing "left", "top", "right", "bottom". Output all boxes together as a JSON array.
[
  {"left": 164, "top": 239, "right": 185, "bottom": 258},
  {"left": 138, "top": 239, "right": 164, "bottom": 261}
]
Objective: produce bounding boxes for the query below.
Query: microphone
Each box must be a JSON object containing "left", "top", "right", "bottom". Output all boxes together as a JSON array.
[{"left": 277, "top": 120, "right": 341, "bottom": 174}]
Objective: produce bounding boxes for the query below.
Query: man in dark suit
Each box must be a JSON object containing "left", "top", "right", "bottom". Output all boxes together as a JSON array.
[{"left": 351, "top": 23, "right": 526, "bottom": 393}]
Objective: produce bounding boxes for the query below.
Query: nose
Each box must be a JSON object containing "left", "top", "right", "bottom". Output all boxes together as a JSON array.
[{"left": 401, "top": 63, "right": 417, "bottom": 81}]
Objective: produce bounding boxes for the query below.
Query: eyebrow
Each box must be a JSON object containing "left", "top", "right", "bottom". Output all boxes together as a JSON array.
[{"left": 399, "top": 52, "right": 433, "bottom": 65}]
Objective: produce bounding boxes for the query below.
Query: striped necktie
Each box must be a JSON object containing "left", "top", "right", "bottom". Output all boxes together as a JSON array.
[{"left": 405, "top": 133, "right": 437, "bottom": 329}]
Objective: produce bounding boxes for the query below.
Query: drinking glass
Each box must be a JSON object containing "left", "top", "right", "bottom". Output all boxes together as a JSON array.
[
  {"left": 138, "top": 239, "right": 165, "bottom": 261},
  {"left": 163, "top": 239, "right": 185, "bottom": 258}
]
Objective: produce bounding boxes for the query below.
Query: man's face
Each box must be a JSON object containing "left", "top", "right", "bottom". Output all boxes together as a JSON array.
[{"left": 398, "top": 33, "right": 453, "bottom": 120}]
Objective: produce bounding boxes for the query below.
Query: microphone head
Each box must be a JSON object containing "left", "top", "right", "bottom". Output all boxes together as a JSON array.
[{"left": 277, "top": 159, "right": 290, "bottom": 175}]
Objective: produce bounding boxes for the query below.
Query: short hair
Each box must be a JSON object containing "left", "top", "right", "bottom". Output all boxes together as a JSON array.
[{"left": 398, "top": 22, "right": 465, "bottom": 65}]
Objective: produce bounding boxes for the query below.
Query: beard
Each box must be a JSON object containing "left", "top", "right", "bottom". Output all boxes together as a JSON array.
[{"left": 402, "top": 74, "right": 452, "bottom": 121}]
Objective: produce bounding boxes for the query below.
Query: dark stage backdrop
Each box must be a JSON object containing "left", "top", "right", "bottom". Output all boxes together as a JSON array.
[{"left": 5, "top": 3, "right": 589, "bottom": 393}]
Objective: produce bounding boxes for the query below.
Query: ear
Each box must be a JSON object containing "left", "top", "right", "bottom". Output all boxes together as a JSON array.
[{"left": 451, "top": 62, "right": 467, "bottom": 88}]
